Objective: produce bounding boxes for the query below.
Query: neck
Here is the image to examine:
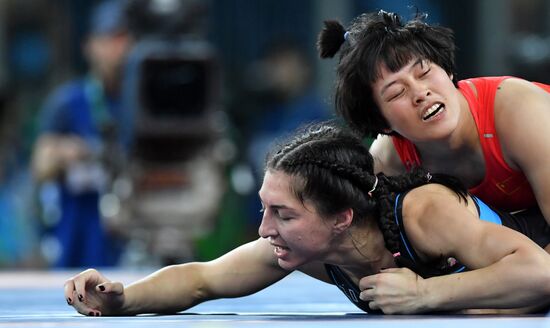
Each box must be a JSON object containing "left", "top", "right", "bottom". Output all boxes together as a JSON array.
[{"left": 329, "top": 221, "right": 394, "bottom": 277}]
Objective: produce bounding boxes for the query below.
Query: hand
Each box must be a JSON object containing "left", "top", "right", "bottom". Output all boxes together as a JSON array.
[
  {"left": 58, "top": 136, "right": 92, "bottom": 166},
  {"left": 64, "top": 269, "right": 125, "bottom": 316},
  {"left": 359, "top": 267, "right": 426, "bottom": 314}
]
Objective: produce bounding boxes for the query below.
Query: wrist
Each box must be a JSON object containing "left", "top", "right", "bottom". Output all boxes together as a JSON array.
[
  {"left": 416, "top": 276, "right": 437, "bottom": 313},
  {"left": 120, "top": 285, "right": 140, "bottom": 315}
]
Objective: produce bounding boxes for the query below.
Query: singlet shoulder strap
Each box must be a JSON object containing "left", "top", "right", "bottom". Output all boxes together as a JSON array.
[
  {"left": 393, "top": 191, "right": 421, "bottom": 263},
  {"left": 471, "top": 196, "right": 503, "bottom": 225}
]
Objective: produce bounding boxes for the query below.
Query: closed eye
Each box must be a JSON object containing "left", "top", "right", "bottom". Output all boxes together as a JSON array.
[
  {"left": 420, "top": 68, "right": 431, "bottom": 77},
  {"left": 388, "top": 89, "right": 405, "bottom": 101}
]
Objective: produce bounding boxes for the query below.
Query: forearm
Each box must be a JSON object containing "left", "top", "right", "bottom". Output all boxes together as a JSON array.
[
  {"left": 122, "top": 263, "right": 208, "bottom": 315},
  {"left": 421, "top": 250, "right": 550, "bottom": 312}
]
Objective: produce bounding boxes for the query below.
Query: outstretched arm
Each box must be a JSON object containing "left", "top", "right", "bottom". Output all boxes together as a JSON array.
[
  {"left": 64, "top": 238, "right": 289, "bottom": 316},
  {"left": 359, "top": 185, "right": 550, "bottom": 314}
]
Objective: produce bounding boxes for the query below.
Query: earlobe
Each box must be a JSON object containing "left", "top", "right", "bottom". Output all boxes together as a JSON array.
[{"left": 333, "top": 208, "right": 354, "bottom": 234}]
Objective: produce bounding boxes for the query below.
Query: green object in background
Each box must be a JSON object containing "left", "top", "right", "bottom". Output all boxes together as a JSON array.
[{"left": 194, "top": 182, "right": 249, "bottom": 261}]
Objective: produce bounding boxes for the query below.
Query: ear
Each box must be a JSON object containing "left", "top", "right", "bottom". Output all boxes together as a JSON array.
[{"left": 333, "top": 208, "right": 354, "bottom": 234}]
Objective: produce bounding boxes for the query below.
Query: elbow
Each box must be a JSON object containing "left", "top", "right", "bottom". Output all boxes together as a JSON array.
[
  {"left": 524, "top": 252, "right": 550, "bottom": 297},
  {"left": 538, "top": 267, "right": 550, "bottom": 297}
]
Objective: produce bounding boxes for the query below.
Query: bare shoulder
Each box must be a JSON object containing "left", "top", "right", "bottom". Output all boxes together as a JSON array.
[
  {"left": 401, "top": 184, "right": 477, "bottom": 258},
  {"left": 369, "top": 134, "right": 405, "bottom": 175},
  {"left": 494, "top": 77, "right": 550, "bottom": 168},
  {"left": 401, "top": 184, "right": 459, "bottom": 225},
  {"left": 403, "top": 184, "right": 475, "bottom": 231},
  {"left": 496, "top": 78, "right": 550, "bottom": 113}
]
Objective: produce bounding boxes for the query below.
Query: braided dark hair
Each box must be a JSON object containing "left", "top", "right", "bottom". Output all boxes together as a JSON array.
[
  {"left": 316, "top": 10, "right": 457, "bottom": 138},
  {"left": 266, "top": 122, "right": 468, "bottom": 275}
]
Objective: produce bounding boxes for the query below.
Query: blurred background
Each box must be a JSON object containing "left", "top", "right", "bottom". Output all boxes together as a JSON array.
[{"left": 0, "top": 0, "right": 549, "bottom": 269}]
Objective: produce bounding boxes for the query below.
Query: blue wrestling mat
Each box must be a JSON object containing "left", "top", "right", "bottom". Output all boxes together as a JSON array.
[{"left": 0, "top": 270, "right": 548, "bottom": 327}]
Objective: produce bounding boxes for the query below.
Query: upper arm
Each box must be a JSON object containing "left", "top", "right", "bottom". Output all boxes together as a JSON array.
[
  {"left": 495, "top": 79, "right": 550, "bottom": 220},
  {"left": 199, "top": 238, "right": 290, "bottom": 299},
  {"left": 369, "top": 134, "right": 406, "bottom": 175},
  {"left": 402, "top": 186, "right": 540, "bottom": 269}
]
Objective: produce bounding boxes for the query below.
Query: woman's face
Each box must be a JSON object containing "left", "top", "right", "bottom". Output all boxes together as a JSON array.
[
  {"left": 258, "top": 170, "right": 336, "bottom": 270},
  {"left": 371, "top": 59, "right": 461, "bottom": 142}
]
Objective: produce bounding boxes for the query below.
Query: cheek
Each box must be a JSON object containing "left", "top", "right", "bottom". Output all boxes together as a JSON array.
[
  {"left": 380, "top": 101, "right": 412, "bottom": 125},
  {"left": 299, "top": 226, "right": 330, "bottom": 248}
]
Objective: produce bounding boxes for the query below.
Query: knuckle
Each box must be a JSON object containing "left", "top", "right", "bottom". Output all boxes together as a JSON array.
[{"left": 84, "top": 268, "right": 98, "bottom": 275}]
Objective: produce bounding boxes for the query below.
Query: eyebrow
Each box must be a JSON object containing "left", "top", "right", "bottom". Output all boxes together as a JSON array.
[
  {"left": 380, "top": 58, "right": 425, "bottom": 96},
  {"left": 258, "top": 193, "right": 292, "bottom": 210},
  {"left": 267, "top": 204, "right": 291, "bottom": 211}
]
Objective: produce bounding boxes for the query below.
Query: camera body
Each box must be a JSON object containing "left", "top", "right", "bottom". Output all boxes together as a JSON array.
[{"left": 127, "top": 38, "right": 221, "bottom": 162}]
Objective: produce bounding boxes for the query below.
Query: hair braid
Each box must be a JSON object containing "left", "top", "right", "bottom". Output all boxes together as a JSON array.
[
  {"left": 368, "top": 175, "right": 400, "bottom": 255},
  {"left": 289, "top": 156, "right": 376, "bottom": 192}
]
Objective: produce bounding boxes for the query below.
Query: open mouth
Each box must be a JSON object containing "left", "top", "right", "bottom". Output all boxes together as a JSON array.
[
  {"left": 422, "top": 103, "right": 444, "bottom": 121},
  {"left": 272, "top": 244, "right": 290, "bottom": 257}
]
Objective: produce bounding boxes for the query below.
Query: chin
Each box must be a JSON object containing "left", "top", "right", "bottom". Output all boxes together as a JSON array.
[{"left": 277, "top": 258, "right": 303, "bottom": 271}]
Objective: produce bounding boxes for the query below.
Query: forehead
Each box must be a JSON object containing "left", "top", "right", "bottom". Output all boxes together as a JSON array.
[
  {"left": 260, "top": 170, "right": 321, "bottom": 215},
  {"left": 259, "top": 170, "right": 295, "bottom": 201},
  {"left": 377, "top": 57, "right": 424, "bottom": 77}
]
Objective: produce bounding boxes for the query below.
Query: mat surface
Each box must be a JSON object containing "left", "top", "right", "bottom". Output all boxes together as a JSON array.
[{"left": 0, "top": 270, "right": 547, "bottom": 327}]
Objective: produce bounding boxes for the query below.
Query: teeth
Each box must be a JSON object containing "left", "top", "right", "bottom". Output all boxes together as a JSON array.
[{"left": 423, "top": 103, "right": 443, "bottom": 120}]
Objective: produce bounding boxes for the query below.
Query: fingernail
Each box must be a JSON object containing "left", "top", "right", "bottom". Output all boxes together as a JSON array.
[
  {"left": 98, "top": 285, "right": 105, "bottom": 291},
  {"left": 66, "top": 297, "right": 72, "bottom": 305},
  {"left": 78, "top": 294, "right": 83, "bottom": 302},
  {"left": 89, "top": 311, "right": 94, "bottom": 316}
]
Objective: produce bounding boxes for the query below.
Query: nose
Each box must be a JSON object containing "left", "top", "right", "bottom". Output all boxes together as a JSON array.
[
  {"left": 412, "top": 86, "right": 431, "bottom": 105},
  {"left": 258, "top": 210, "right": 276, "bottom": 239}
]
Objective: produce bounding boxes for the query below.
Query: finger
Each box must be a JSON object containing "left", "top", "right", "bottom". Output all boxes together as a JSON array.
[
  {"left": 72, "top": 275, "right": 88, "bottom": 303},
  {"left": 73, "top": 269, "right": 101, "bottom": 302},
  {"left": 358, "top": 274, "right": 378, "bottom": 290},
  {"left": 63, "top": 279, "right": 76, "bottom": 305},
  {"left": 71, "top": 297, "right": 102, "bottom": 317},
  {"left": 359, "top": 289, "right": 375, "bottom": 301},
  {"left": 368, "top": 301, "right": 380, "bottom": 311},
  {"left": 96, "top": 281, "right": 124, "bottom": 295}
]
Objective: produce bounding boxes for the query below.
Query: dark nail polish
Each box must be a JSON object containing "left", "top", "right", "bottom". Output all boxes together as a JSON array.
[
  {"left": 98, "top": 285, "right": 105, "bottom": 291},
  {"left": 89, "top": 311, "right": 94, "bottom": 316},
  {"left": 78, "top": 294, "right": 83, "bottom": 302},
  {"left": 67, "top": 297, "right": 72, "bottom": 305}
]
